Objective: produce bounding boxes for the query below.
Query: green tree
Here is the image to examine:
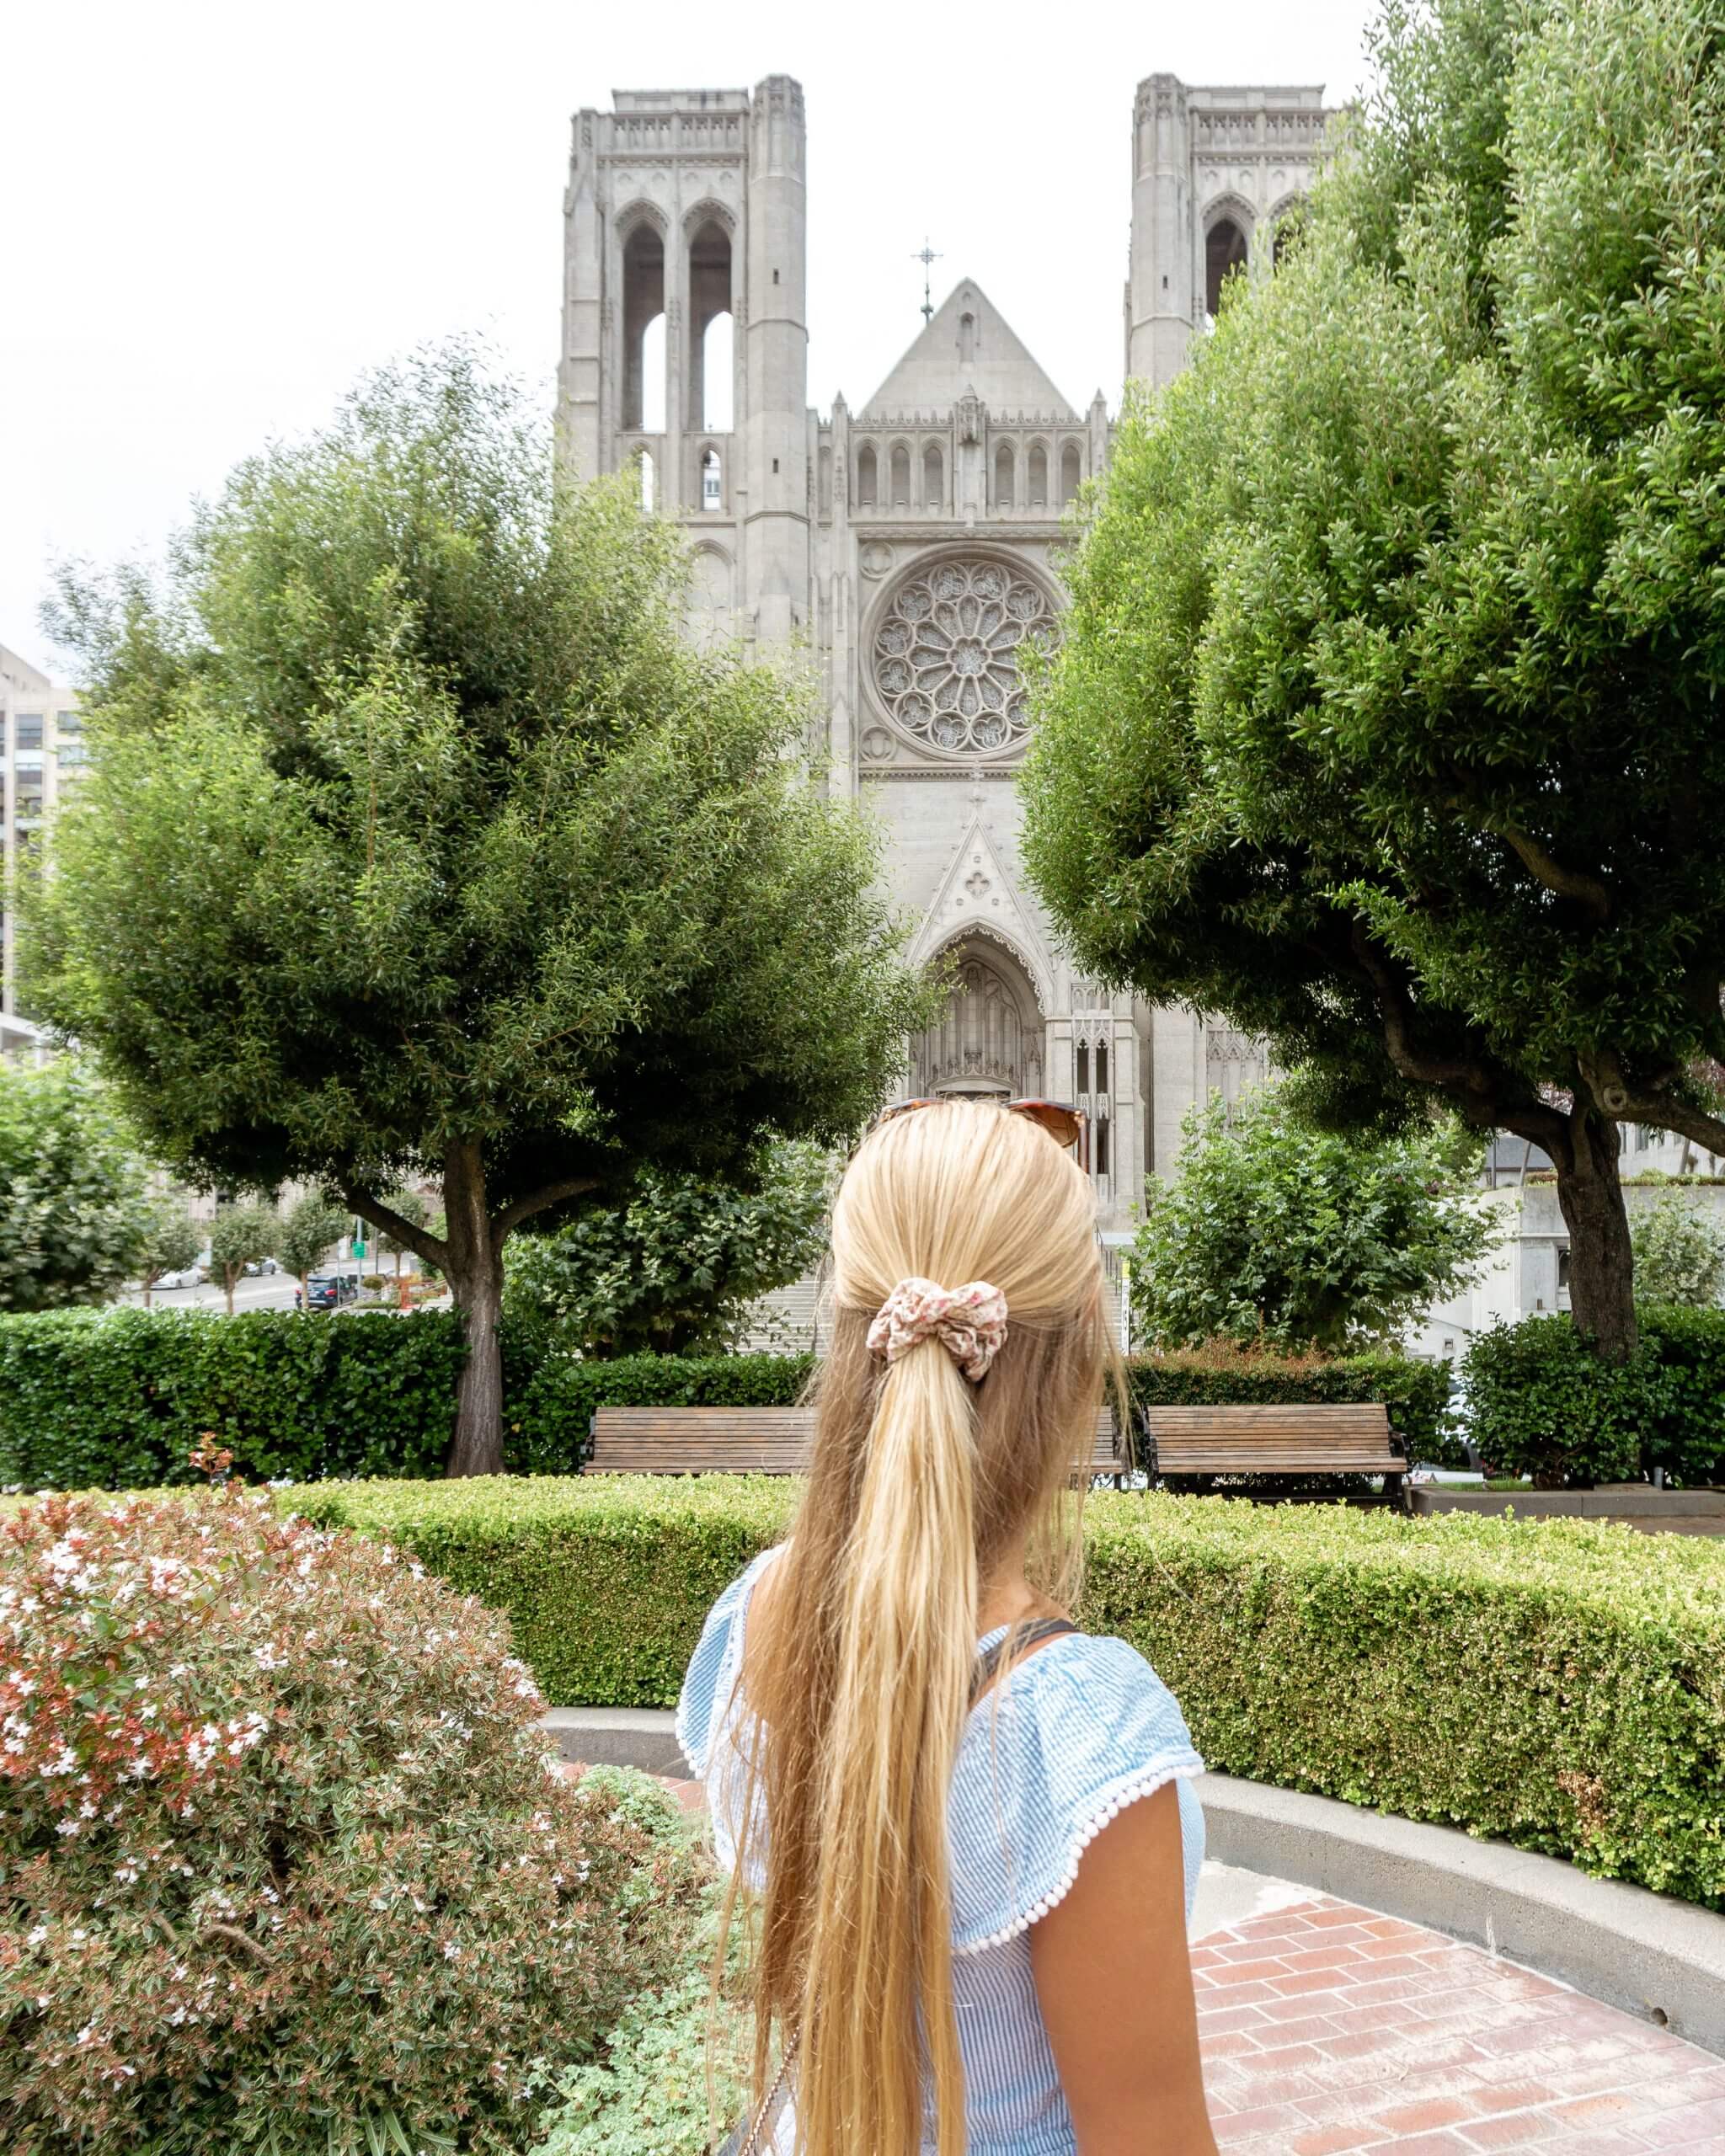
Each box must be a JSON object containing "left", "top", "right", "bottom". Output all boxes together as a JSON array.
[
  {"left": 1629, "top": 1194, "right": 1725, "bottom": 1309},
  {"left": 136, "top": 1201, "right": 200, "bottom": 1306},
  {"left": 206, "top": 1200, "right": 280, "bottom": 1316},
  {"left": 1023, "top": 0, "right": 1725, "bottom": 1364},
  {"left": 276, "top": 1190, "right": 350, "bottom": 1311},
  {"left": 0, "top": 1060, "right": 152, "bottom": 1311},
  {"left": 505, "top": 1139, "right": 831, "bottom": 1358},
  {"left": 1133, "top": 1088, "right": 1497, "bottom": 1353},
  {"left": 377, "top": 1186, "right": 429, "bottom": 1279},
  {"left": 25, "top": 348, "right": 928, "bottom": 1472}
]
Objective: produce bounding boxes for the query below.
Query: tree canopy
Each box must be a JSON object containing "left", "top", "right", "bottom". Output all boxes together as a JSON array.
[
  {"left": 503, "top": 1139, "right": 830, "bottom": 1358},
  {"left": 1629, "top": 1192, "right": 1725, "bottom": 1308},
  {"left": 1133, "top": 1088, "right": 1497, "bottom": 1353},
  {"left": 0, "top": 1061, "right": 153, "bottom": 1312},
  {"left": 1023, "top": 0, "right": 1725, "bottom": 1360},
  {"left": 25, "top": 347, "right": 930, "bottom": 1468}
]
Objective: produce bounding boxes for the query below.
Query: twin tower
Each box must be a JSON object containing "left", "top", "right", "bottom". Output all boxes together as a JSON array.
[{"left": 556, "top": 73, "right": 1331, "bottom": 1231}]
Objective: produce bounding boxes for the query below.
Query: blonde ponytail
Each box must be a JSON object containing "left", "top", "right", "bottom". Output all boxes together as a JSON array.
[{"left": 734, "top": 1102, "right": 1108, "bottom": 2155}]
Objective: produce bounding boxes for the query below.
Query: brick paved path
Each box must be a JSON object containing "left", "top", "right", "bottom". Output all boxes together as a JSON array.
[
  {"left": 1196, "top": 1893, "right": 1724, "bottom": 2152},
  {"left": 566, "top": 1768, "right": 1723, "bottom": 2149}
]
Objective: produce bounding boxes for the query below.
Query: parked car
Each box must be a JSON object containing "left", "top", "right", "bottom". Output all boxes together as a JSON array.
[
  {"left": 298, "top": 1273, "right": 360, "bottom": 1311},
  {"left": 156, "top": 1267, "right": 208, "bottom": 1290},
  {"left": 242, "top": 1257, "right": 282, "bottom": 1277}
]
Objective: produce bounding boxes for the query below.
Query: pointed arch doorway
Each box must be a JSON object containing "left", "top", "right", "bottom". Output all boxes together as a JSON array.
[{"left": 909, "top": 939, "right": 1044, "bottom": 1101}]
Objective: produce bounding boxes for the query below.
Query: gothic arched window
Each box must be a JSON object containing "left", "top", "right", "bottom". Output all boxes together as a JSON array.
[
  {"left": 857, "top": 444, "right": 878, "bottom": 508},
  {"left": 994, "top": 441, "right": 1015, "bottom": 510},
  {"left": 1060, "top": 442, "right": 1081, "bottom": 506},
  {"left": 1205, "top": 216, "right": 1249, "bottom": 322},
  {"left": 687, "top": 217, "right": 733, "bottom": 430},
  {"left": 922, "top": 442, "right": 943, "bottom": 510},
  {"left": 621, "top": 221, "right": 666, "bottom": 431},
  {"left": 700, "top": 446, "right": 722, "bottom": 510},
  {"left": 890, "top": 444, "right": 911, "bottom": 507},
  {"left": 1027, "top": 443, "right": 1049, "bottom": 510}
]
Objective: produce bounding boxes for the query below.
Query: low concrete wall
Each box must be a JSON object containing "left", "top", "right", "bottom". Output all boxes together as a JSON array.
[{"left": 546, "top": 1710, "right": 1725, "bottom": 2054}]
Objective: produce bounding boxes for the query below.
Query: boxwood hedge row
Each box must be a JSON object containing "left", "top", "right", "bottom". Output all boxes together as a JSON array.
[
  {"left": 0, "top": 1308, "right": 1450, "bottom": 1489},
  {"left": 292, "top": 1476, "right": 1725, "bottom": 1910}
]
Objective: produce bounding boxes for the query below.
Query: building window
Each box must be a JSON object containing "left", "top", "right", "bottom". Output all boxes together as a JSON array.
[
  {"left": 622, "top": 221, "right": 666, "bottom": 432},
  {"left": 1060, "top": 442, "right": 1081, "bottom": 506},
  {"left": 922, "top": 441, "right": 943, "bottom": 510},
  {"left": 1076, "top": 1041, "right": 1090, "bottom": 1094},
  {"left": 701, "top": 446, "right": 722, "bottom": 510},
  {"left": 688, "top": 218, "right": 733, "bottom": 431},
  {"left": 1095, "top": 1040, "right": 1108, "bottom": 1094},
  {"left": 56, "top": 743, "right": 87, "bottom": 768},
  {"left": 993, "top": 441, "right": 1014, "bottom": 510},
  {"left": 637, "top": 447, "right": 657, "bottom": 512},
  {"left": 54, "top": 710, "right": 82, "bottom": 735},
  {"left": 1094, "top": 1116, "right": 1110, "bottom": 1179},
  {"left": 857, "top": 445, "right": 878, "bottom": 507},
  {"left": 1557, "top": 1246, "right": 1572, "bottom": 1290},
  {"left": 16, "top": 715, "right": 44, "bottom": 750},
  {"left": 1027, "top": 444, "right": 1049, "bottom": 509},
  {"left": 890, "top": 444, "right": 911, "bottom": 507},
  {"left": 1205, "top": 216, "right": 1249, "bottom": 321}
]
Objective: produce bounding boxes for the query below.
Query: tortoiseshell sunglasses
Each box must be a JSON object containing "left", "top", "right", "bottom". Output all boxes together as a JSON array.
[{"left": 872, "top": 1097, "right": 1089, "bottom": 1170}]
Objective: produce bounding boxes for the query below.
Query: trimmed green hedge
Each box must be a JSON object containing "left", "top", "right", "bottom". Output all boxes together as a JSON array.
[
  {"left": 293, "top": 1476, "right": 798, "bottom": 1706},
  {"left": 1127, "top": 1345, "right": 1454, "bottom": 1466},
  {"left": 0, "top": 1309, "right": 467, "bottom": 1490},
  {"left": 0, "top": 1314, "right": 811, "bottom": 1492},
  {"left": 2, "top": 1304, "right": 1453, "bottom": 1489},
  {"left": 292, "top": 1476, "right": 1725, "bottom": 1908},
  {"left": 1464, "top": 1306, "right": 1725, "bottom": 1488}
]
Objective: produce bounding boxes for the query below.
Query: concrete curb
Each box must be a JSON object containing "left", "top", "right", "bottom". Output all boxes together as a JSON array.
[
  {"left": 1194, "top": 1772, "right": 1723, "bottom": 2052},
  {"left": 543, "top": 1705, "right": 689, "bottom": 1777},
  {"left": 542, "top": 1709, "right": 1725, "bottom": 2053}
]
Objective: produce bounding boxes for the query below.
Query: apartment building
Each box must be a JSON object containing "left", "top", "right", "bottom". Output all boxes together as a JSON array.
[{"left": 2, "top": 641, "right": 84, "bottom": 1059}]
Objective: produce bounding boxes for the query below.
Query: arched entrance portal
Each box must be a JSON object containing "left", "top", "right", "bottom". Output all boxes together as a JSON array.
[{"left": 909, "top": 942, "right": 1043, "bottom": 1101}]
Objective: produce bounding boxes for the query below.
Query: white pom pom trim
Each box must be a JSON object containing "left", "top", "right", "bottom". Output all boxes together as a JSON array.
[{"left": 953, "top": 1758, "right": 1204, "bottom": 1956}]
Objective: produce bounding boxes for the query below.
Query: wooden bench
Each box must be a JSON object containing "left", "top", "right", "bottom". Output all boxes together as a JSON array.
[
  {"left": 586, "top": 1405, "right": 1127, "bottom": 1479},
  {"left": 1140, "top": 1403, "right": 1409, "bottom": 1508}
]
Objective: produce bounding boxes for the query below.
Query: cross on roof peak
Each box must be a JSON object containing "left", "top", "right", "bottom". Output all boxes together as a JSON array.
[{"left": 911, "top": 237, "right": 943, "bottom": 323}]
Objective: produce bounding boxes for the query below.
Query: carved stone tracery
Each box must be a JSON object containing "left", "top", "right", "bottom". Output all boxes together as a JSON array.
[{"left": 870, "top": 555, "right": 1055, "bottom": 759}]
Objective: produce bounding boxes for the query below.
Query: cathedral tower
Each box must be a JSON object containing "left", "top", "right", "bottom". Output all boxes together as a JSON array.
[
  {"left": 558, "top": 77, "right": 810, "bottom": 648},
  {"left": 1126, "top": 77, "right": 1329, "bottom": 387}
]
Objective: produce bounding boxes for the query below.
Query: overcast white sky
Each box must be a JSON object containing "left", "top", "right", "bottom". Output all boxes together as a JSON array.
[{"left": 4, "top": 0, "right": 1376, "bottom": 680}]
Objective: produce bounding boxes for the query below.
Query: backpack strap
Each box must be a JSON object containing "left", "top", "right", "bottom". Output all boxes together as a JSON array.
[{"left": 969, "top": 1617, "right": 1080, "bottom": 1705}]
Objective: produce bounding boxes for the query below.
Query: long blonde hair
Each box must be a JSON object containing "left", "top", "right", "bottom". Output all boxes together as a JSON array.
[{"left": 732, "top": 1100, "right": 1111, "bottom": 2156}]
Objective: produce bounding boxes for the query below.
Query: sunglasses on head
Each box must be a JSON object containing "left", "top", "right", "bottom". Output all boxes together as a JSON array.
[{"left": 873, "top": 1097, "right": 1089, "bottom": 1166}]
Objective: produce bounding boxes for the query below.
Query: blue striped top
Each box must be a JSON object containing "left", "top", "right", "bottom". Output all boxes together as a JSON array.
[{"left": 676, "top": 1546, "right": 1206, "bottom": 2154}]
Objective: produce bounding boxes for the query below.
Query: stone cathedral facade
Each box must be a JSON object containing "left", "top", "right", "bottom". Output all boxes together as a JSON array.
[{"left": 558, "top": 73, "right": 1332, "bottom": 1235}]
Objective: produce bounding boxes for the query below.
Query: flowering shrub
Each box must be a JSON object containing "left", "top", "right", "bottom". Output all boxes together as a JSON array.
[{"left": 0, "top": 1477, "right": 712, "bottom": 2154}]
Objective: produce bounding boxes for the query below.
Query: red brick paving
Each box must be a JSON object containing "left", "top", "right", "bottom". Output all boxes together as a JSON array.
[
  {"left": 1197, "top": 1894, "right": 1724, "bottom": 2152},
  {"left": 564, "top": 1767, "right": 1724, "bottom": 2148}
]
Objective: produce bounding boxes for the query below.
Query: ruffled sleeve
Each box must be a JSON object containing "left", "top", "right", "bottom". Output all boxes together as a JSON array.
[
  {"left": 674, "top": 1545, "right": 782, "bottom": 1780},
  {"left": 948, "top": 1634, "right": 1205, "bottom": 1956}
]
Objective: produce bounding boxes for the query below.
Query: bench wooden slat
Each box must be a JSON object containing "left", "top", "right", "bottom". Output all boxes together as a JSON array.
[
  {"left": 587, "top": 1404, "right": 1123, "bottom": 1476},
  {"left": 1143, "top": 1402, "right": 1407, "bottom": 1497}
]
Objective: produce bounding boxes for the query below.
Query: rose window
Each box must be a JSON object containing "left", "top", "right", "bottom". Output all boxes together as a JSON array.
[{"left": 870, "top": 558, "right": 1055, "bottom": 756}]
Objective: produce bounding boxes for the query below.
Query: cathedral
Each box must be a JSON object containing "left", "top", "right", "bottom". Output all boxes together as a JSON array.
[{"left": 557, "top": 72, "right": 1332, "bottom": 1237}]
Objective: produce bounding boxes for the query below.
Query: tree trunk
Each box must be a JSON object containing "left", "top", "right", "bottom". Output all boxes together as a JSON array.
[
  {"left": 1554, "top": 1107, "right": 1637, "bottom": 1363},
  {"left": 443, "top": 1138, "right": 506, "bottom": 1477},
  {"left": 223, "top": 1269, "right": 237, "bottom": 1317}
]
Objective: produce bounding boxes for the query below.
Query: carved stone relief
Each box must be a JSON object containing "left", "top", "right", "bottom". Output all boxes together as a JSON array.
[{"left": 868, "top": 555, "right": 1055, "bottom": 760}]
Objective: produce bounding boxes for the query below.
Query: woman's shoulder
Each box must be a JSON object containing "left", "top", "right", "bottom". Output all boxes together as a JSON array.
[
  {"left": 674, "top": 1544, "right": 785, "bottom": 1780},
  {"left": 948, "top": 1630, "right": 1204, "bottom": 1954}
]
